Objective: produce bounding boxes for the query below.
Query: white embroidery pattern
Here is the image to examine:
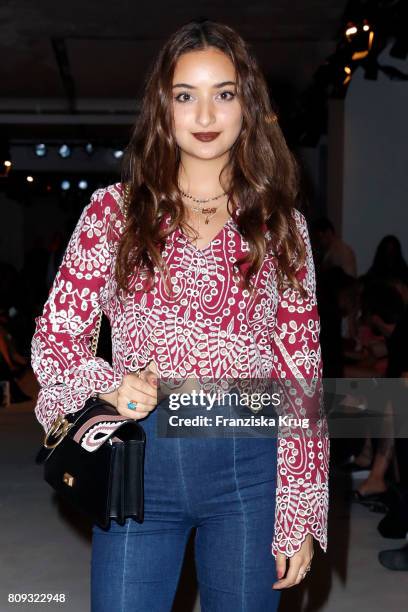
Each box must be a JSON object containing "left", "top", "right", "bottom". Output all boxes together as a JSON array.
[
  {"left": 31, "top": 182, "right": 329, "bottom": 559},
  {"left": 80, "top": 421, "right": 123, "bottom": 452}
]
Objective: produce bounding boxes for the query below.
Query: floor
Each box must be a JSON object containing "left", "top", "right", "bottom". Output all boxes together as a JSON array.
[{"left": 0, "top": 370, "right": 407, "bottom": 612}]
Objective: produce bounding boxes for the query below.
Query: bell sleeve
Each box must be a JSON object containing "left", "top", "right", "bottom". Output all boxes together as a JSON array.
[
  {"left": 271, "top": 209, "right": 330, "bottom": 558},
  {"left": 31, "top": 188, "right": 123, "bottom": 434}
]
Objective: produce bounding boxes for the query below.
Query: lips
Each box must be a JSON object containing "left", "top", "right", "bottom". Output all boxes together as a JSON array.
[{"left": 192, "top": 132, "right": 220, "bottom": 142}]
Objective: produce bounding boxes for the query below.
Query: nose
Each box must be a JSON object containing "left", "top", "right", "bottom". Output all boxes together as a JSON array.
[{"left": 196, "top": 97, "right": 215, "bottom": 128}]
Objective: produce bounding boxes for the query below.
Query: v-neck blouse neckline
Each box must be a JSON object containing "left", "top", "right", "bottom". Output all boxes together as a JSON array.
[
  {"left": 176, "top": 216, "right": 236, "bottom": 254},
  {"left": 169, "top": 199, "right": 242, "bottom": 254}
]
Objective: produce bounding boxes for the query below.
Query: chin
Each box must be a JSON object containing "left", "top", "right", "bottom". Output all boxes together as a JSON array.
[
  {"left": 179, "top": 144, "right": 221, "bottom": 160},
  {"left": 196, "top": 142, "right": 233, "bottom": 158},
  {"left": 195, "top": 151, "right": 227, "bottom": 161}
]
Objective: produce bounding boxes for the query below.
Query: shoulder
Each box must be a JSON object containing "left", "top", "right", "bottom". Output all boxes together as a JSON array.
[
  {"left": 291, "top": 208, "right": 316, "bottom": 289},
  {"left": 291, "top": 208, "right": 312, "bottom": 253},
  {"left": 71, "top": 183, "right": 127, "bottom": 250},
  {"left": 87, "top": 182, "right": 126, "bottom": 218},
  {"left": 84, "top": 182, "right": 126, "bottom": 237},
  {"left": 291, "top": 208, "right": 308, "bottom": 235}
]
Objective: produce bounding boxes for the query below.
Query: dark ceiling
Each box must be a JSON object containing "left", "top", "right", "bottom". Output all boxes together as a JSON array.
[{"left": 0, "top": 1, "right": 348, "bottom": 140}]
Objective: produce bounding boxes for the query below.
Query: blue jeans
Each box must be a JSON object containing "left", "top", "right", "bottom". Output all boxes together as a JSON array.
[{"left": 91, "top": 394, "right": 281, "bottom": 611}]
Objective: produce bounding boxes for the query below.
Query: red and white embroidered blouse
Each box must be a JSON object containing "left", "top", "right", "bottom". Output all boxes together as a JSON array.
[{"left": 31, "top": 182, "right": 329, "bottom": 559}]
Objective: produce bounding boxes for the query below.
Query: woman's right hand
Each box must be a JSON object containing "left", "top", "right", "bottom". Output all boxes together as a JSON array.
[{"left": 99, "top": 361, "right": 158, "bottom": 420}]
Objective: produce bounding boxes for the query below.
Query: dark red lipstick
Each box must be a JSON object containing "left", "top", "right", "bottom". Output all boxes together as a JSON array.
[{"left": 192, "top": 132, "right": 220, "bottom": 142}]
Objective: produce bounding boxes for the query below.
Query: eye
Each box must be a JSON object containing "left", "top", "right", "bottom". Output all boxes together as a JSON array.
[
  {"left": 174, "top": 92, "right": 193, "bottom": 103},
  {"left": 217, "top": 90, "right": 236, "bottom": 101}
]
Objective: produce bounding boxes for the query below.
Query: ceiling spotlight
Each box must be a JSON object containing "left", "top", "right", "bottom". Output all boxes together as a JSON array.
[
  {"left": 0, "top": 159, "right": 11, "bottom": 177},
  {"left": 85, "top": 143, "right": 94, "bottom": 155},
  {"left": 61, "top": 180, "right": 71, "bottom": 191},
  {"left": 345, "top": 24, "right": 358, "bottom": 38},
  {"left": 35, "top": 143, "right": 47, "bottom": 157},
  {"left": 78, "top": 180, "right": 88, "bottom": 190},
  {"left": 58, "top": 144, "right": 71, "bottom": 159},
  {"left": 112, "top": 149, "right": 124, "bottom": 159},
  {"left": 26, "top": 175, "right": 34, "bottom": 183}
]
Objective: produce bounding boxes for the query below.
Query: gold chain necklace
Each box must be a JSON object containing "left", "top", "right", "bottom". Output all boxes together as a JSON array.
[
  {"left": 189, "top": 202, "right": 219, "bottom": 225},
  {"left": 179, "top": 188, "right": 226, "bottom": 204},
  {"left": 180, "top": 189, "right": 227, "bottom": 225},
  {"left": 181, "top": 192, "right": 230, "bottom": 249},
  {"left": 124, "top": 183, "right": 223, "bottom": 224}
]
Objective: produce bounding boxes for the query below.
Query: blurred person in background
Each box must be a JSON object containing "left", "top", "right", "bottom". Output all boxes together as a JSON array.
[{"left": 313, "top": 217, "right": 357, "bottom": 278}]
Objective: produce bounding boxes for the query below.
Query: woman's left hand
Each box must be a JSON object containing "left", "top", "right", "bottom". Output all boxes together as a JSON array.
[{"left": 272, "top": 534, "right": 314, "bottom": 589}]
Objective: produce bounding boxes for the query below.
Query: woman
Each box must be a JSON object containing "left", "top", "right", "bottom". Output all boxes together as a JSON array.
[{"left": 31, "top": 19, "right": 329, "bottom": 611}]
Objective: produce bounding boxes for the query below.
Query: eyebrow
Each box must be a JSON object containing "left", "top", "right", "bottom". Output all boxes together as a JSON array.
[{"left": 172, "top": 81, "right": 236, "bottom": 89}]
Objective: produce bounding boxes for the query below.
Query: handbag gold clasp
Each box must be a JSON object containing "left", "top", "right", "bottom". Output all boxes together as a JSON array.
[
  {"left": 63, "top": 472, "right": 75, "bottom": 487},
  {"left": 43, "top": 415, "right": 73, "bottom": 449}
]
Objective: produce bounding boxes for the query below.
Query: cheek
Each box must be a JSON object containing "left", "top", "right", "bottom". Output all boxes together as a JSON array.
[
  {"left": 224, "top": 108, "right": 243, "bottom": 135},
  {"left": 220, "top": 104, "right": 243, "bottom": 131},
  {"left": 172, "top": 105, "right": 192, "bottom": 131}
]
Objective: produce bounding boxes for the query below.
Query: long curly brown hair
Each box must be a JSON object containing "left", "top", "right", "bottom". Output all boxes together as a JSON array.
[{"left": 117, "top": 19, "right": 306, "bottom": 299}]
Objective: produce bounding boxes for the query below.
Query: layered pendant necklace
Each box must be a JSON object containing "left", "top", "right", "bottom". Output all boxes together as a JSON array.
[{"left": 179, "top": 188, "right": 227, "bottom": 225}]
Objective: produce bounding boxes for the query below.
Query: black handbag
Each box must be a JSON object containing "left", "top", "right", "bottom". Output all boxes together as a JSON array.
[{"left": 35, "top": 302, "right": 146, "bottom": 529}]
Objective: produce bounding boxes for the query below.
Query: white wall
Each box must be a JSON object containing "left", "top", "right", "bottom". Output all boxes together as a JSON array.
[{"left": 342, "top": 43, "right": 408, "bottom": 276}]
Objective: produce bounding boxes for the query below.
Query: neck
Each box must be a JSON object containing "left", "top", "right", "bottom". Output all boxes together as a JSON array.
[{"left": 178, "top": 152, "right": 231, "bottom": 197}]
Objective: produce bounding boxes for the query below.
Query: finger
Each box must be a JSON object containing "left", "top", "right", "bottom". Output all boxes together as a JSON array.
[
  {"left": 117, "top": 393, "right": 156, "bottom": 414},
  {"left": 143, "top": 369, "right": 158, "bottom": 389},
  {"left": 295, "top": 555, "right": 313, "bottom": 584},
  {"left": 295, "top": 565, "right": 310, "bottom": 584},
  {"left": 116, "top": 402, "right": 150, "bottom": 420},
  {"left": 146, "top": 359, "right": 159, "bottom": 376},
  {"left": 117, "top": 391, "right": 152, "bottom": 417},
  {"left": 120, "top": 396, "right": 156, "bottom": 414},
  {"left": 121, "top": 376, "right": 157, "bottom": 405},
  {"left": 272, "top": 557, "right": 303, "bottom": 589},
  {"left": 275, "top": 553, "right": 287, "bottom": 581},
  {"left": 129, "top": 376, "right": 158, "bottom": 400}
]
